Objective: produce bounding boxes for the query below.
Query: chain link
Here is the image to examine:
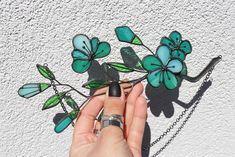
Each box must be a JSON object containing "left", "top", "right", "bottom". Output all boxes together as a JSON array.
[
  {"left": 143, "top": 67, "right": 214, "bottom": 156},
  {"left": 51, "top": 80, "right": 75, "bottom": 127}
]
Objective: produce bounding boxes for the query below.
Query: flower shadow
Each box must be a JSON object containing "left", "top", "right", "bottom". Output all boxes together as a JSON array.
[{"left": 145, "top": 80, "right": 212, "bottom": 118}]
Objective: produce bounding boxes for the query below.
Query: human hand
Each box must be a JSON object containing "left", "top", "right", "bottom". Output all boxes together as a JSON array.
[{"left": 70, "top": 82, "right": 147, "bottom": 157}]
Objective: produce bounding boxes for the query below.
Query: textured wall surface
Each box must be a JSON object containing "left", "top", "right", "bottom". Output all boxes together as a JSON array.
[{"left": 0, "top": 0, "right": 235, "bottom": 157}]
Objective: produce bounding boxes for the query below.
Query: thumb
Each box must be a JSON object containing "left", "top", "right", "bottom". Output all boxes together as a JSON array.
[{"left": 99, "top": 81, "right": 126, "bottom": 144}]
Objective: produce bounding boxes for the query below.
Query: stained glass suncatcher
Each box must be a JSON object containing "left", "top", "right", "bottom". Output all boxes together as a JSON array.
[{"left": 17, "top": 26, "right": 222, "bottom": 154}]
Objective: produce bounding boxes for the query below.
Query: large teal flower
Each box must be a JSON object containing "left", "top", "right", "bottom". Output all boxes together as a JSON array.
[
  {"left": 161, "top": 31, "right": 192, "bottom": 61},
  {"left": 71, "top": 34, "right": 111, "bottom": 73},
  {"left": 142, "top": 45, "right": 183, "bottom": 89}
]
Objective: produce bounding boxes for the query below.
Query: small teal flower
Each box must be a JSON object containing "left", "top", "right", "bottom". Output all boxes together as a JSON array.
[
  {"left": 18, "top": 83, "right": 51, "bottom": 98},
  {"left": 161, "top": 31, "right": 192, "bottom": 61},
  {"left": 142, "top": 45, "right": 183, "bottom": 89},
  {"left": 71, "top": 34, "right": 111, "bottom": 73}
]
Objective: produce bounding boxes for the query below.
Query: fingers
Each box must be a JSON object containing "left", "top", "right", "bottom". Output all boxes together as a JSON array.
[
  {"left": 99, "top": 82, "right": 126, "bottom": 144},
  {"left": 127, "top": 96, "right": 147, "bottom": 154},
  {"left": 72, "top": 90, "right": 105, "bottom": 144},
  {"left": 124, "top": 83, "right": 144, "bottom": 138}
]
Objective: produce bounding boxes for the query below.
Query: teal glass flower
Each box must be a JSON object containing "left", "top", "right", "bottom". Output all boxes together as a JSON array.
[
  {"left": 161, "top": 31, "right": 192, "bottom": 61},
  {"left": 71, "top": 34, "right": 111, "bottom": 73},
  {"left": 142, "top": 45, "right": 183, "bottom": 89}
]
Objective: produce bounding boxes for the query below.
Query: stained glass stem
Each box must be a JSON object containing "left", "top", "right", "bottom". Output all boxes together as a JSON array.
[
  {"left": 182, "top": 55, "right": 222, "bottom": 82},
  {"left": 143, "top": 44, "right": 155, "bottom": 55},
  {"left": 54, "top": 79, "right": 88, "bottom": 98}
]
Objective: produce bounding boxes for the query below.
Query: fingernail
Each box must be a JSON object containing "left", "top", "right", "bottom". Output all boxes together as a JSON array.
[{"left": 109, "top": 82, "right": 121, "bottom": 97}]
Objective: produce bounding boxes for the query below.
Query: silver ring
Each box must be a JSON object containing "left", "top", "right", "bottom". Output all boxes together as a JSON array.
[{"left": 100, "top": 114, "right": 124, "bottom": 130}]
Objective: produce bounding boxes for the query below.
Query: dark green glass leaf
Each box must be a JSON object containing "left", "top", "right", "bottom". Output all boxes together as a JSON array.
[
  {"left": 42, "top": 92, "right": 65, "bottom": 110},
  {"left": 18, "top": 83, "right": 51, "bottom": 99},
  {"left": 82, "top": 80, "right": 110, "bottom": 89},
  {"left": 68, "top": 110, "right": 80, "bottom": 120},
  {"left": 107, "top": 62, "right": 134, "bottom": 73},
  {"left": 120, "top": 47, "right": 144, "bottom": 70},
  {"left": 64, "top": 96, "right": 79, "bottom": 110},
  {"left": 36, "top": 64, "right": 55, "bottom": 80}
]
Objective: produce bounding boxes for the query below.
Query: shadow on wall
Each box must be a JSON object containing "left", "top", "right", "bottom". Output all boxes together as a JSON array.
[{"left": 53, "top": 60, "right": 212, "bottom": 157}]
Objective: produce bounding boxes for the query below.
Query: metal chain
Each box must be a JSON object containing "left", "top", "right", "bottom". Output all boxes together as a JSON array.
[
  {"left": 143, "top": 67, "right": 214, "bottom": 156},
  {"left": 51, "top": 80, "right": 75, "bottom": 126}
]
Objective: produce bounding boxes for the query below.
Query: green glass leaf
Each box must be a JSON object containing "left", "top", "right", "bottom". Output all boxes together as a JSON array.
[
  {"left": 36, "top": 64, "right": 55, "bottom": 80},
  {"left": 107, "top": 62, "right": 134, "bottom": 73},
  {"left": 82, "top": 80, "right": 110, "bottom": 89},
  {"left": 42, "top": 92, "right": 65, "bottom": 110},
  {"left": 68, "top": 110, "right": 80, "bottom": 120},
  {"left": 120, "top": 47, "right": 144, "bottom": 70},
  {"left": 115, "top": 26, "right": 142, "bottom": 45},
  {"left": 64, "top": 96, "right": 79, "bottom": 110},
  {"left": 40, "top": 83, "right": 51, "bottom": 92},
  {"left": 18, "top": 83, "right": 51, "bottom": 99},
  {"left": 132, "top": 36, "right": 142, "bottom": 45}
]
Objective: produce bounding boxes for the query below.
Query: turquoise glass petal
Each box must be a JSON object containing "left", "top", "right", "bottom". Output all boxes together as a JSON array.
[
  {"left": 167, "top": 59, "right": 183, "bottom": 73},
  {"left": 160, "top": 37, "right": 175, "bottom": 49},
  {"left": 180, "top": 40, "right": 192, "bottom": 54},
  {"left": 90, "top": 37, "right": 99, "bottom": 53},
  {"left": 71, "top": 50, "right": 89, "bottom": 60},
  {"left": 163, "top": 71, "right": 178, "bottom": 89},
  {"left": 172, "top": 50, "right": 185, "bottom": 60},
  {"left": 115, "top": 26, "right": 135, "bottom": 43},
  {"left": 72, "top": 59, "right": 91, "bottom": 73},
  {"left": 170, "top": 31, "right": 182, "bottom": 46},
  {"left": 147, "top": 70, "right": 163, "bottom": 87},
  {"left": 72, "top": 34, "right": 92, "bottom": 54},
  {"left": 94, "top": 42, "right": 111, "bottom": 59},
  {"left": 142, "top": 55, "right": 162, "bottom": 71},
  {"left": 18, "top": 84, "right": 40, "bottom": 98},
  {"left": 156, "top": 45, "right": 170, "bottom": 66},
  {"left": 54, "top": 116, "right": 72, "bottom": 133}
]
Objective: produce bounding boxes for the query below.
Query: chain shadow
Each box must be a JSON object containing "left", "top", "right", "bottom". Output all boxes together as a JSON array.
[{"left": 141, "top": 80, "right": 212, "bottom": 156}]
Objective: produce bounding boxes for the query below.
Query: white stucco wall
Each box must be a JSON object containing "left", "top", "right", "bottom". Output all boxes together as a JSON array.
[{"left": 1, "top": 0, "right": 234, "bottom": 156}]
